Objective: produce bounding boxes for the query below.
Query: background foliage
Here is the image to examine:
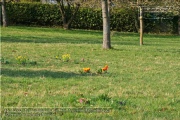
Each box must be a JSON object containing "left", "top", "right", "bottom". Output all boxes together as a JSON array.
[{"left": 6, "top": 2, "right": 178, "bottom": 33}]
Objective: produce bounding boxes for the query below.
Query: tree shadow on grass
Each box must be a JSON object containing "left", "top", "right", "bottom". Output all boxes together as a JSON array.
[
  {"left": 10, "top": 26, "right": 103, "bottom": 36},
  {"left": 1, "top": 68, "right": 80, "bottom": 79},
  {"left": 143, "top": 34, "right": 180, "bottom": 39},
  {"left": 1, "top": 26, "right": 103, "bottom": 44},
  {"left": 112, "top": 41, "right": 139, "bottom": 46},
  {"left": 1, "top": 36, "right": 102, "bottom": 44}
]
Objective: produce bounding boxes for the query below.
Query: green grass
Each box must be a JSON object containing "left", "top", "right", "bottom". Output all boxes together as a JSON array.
[{"left": 1, "top": 26, "right": 180, "bottom": 119}]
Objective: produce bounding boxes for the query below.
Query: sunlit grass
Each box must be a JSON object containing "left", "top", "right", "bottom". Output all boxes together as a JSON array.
[{"left": 1, "top": 26, "right": 180, "bottom": 119}]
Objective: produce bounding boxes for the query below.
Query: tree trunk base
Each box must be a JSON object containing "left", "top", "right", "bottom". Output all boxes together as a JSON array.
[{"left": 63, "top": 24, "right": 71, "bottom": 30}]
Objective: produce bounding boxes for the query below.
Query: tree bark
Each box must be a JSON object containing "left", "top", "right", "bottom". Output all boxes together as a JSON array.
[
  {"left": 1, "top": 0, "right": 8, "bottom": 27},
  {"left": 63, "top": 3, "right": 80, "bottom": 30},
  {"left": 41, "top": 0, "right": 47, "bottom": 4},
  {"left": 102, "top": 0, "right": 111, "bottom": 49}
]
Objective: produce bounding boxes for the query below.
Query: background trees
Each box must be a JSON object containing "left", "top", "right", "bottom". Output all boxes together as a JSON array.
[{"left": 2, "top": 0, "right": 179, "bottom": 33}]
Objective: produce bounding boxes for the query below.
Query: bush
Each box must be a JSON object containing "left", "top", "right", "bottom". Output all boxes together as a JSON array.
[
  {"left": 6, "top": 3, "right": 62, "bottom": 26},
  {"left": 111, "top": 8, "right": 137, "bottom": 32},
  {"left": 72, "top": 8, "right": 103, "bottom": 30}
]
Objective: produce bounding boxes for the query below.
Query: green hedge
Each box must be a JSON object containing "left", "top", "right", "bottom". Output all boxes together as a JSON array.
[
  {"left": 6, "top": 3, "right": 137, "bottom": 32},
  {"left": 6, "top": 2, "right": 178, "bottom": 33},
  {"left": 73, "top": 9, "right": 103, "bottom": 30},
  {"left": 6, "top": 3, "right": 62, "bottom": 26}
]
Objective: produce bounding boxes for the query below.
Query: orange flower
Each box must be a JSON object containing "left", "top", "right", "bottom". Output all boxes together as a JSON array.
[
  {"left": 83, "top": 68, "right": 90, "bottom": 72},
  {"left": 102, "top": 65, "right": 108, "bottom": 71}
]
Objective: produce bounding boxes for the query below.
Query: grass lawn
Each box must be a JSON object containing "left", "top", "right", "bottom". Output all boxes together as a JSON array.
[{"left": 1, "top": 26, "right": 180, "bottom": 119}]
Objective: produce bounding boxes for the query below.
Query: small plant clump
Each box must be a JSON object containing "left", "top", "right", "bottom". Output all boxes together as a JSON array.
[
  {"left": 55, "top": 55, "right": 59, "bottom": 59},
  {"left": 62, "top": 54, "right": 70, "bottom": 62},
  {"left": 29, "top": 61, "right": 37, "bottom": 65},
  {"left": 97, "top": 65, "right": 108, "bottom": 74},
  {"left": 15, "top": 56, "right": 28, "bottom": 65},
  {"left": 79, "top": 65, "right": 109, "bottom": 75},
  {"left": 0, "top": 57, "right": 10, "bottom": 64},
  {"left": 15, "top": 56, "right": 37, "bottom": 65}
]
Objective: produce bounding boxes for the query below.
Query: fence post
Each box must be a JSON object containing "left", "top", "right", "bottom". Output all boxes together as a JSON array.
[{"left": 139, "top": 6, "right": 143, "bottom": 45}]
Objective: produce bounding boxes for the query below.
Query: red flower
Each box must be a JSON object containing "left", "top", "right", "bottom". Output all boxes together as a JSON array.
[{"left": 102, "top": 65, "right": 108, "bottom": 71}]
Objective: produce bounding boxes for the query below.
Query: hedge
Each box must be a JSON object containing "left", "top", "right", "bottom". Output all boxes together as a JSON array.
[
  {"left": 5, "top": 2, "right": 178, "bottom": 33},
  {"left": 6, "top": 3, "right": 62, "bottom": 26}
]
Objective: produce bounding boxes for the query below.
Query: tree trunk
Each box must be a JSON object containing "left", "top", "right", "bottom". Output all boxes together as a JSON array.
[
  {"left": 1, "top": 0, "right": 8, "bottom": 27},
  {"left": 102, "top": 0, "right": 111, "bottom": 49},
  {"left": 63, "top": 3, "right": 80, "bottom": 30},
  {"left": 41, "top": 0, "right": 47, "bottom": 4},
  {"left": 63, "top": 23, "right": 70, "bottom": 30},
  {"left": 58, "top": 1, "right": 80, "bottom": 30}
]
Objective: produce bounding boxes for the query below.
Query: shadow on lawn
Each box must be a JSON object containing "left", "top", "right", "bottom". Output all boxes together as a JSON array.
[
  {"left": 10, "top": 26, "right": 103, "bottom": 36},
  {"left": 1, "top": 35, "right": 139, "bottom": 46},
  {"left": 1, "top": 36, "right": 102, "bottom": 44},
  {"left": 1, "top": 68, "right": 80, "bottom": 79},
  {"left": 1, "top": 26, "right": 103, "bottom": 44}
]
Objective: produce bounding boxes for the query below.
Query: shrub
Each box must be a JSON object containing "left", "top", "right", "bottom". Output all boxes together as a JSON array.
[{"left": 6, "top": 3, "right": 62, "bottom": 26}]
